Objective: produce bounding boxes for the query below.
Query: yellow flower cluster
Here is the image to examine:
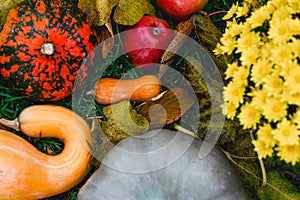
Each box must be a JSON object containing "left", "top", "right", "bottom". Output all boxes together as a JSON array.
[{"left": 216, "top": 0, "right": 300, "bottom": 165}]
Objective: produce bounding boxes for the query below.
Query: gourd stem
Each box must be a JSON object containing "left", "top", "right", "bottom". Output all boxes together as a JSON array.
[{"left": 0, "top": 118, "right": 20, "bottom": 131}]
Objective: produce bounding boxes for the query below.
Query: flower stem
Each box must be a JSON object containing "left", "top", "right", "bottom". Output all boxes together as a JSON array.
[
  {"left": 173, "top": 123, "right": 200, "bottom": 139},
  {"left": 209, "top": 10, "right": 228, "bottom": 17},
  {"left": 250, "top": 130, "right": 267, "bottom": 187}
]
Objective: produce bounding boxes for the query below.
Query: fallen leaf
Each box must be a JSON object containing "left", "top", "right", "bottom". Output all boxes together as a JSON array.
[
  {"left": 138, "top": 88, "right": 195, "bottom": 129},
  {"left": 100, "top": 101, "right": 149, "bottom": 143},
  {"left": 96, "top": 19, "right": 115, "bottom": 58},
  {"left": 89, "top": 119, "right": 115, "bottom": 166},
  {"left": 78, "top": 0, "right": 119, "bottom": 26},
  {"left": 158, "top": 15, "right": 195, "bottom": 78},
  {"left": 79, "top": 0, "right": 155, "bottom": 27},
  {"left": 0, "top": 0, "right": 24, "bottom": 30},
  {"left": 161, "top": 15, "right": 195, "bottom": 64},
  {"left": 193, "top": 12, "right": 230, "bottom": 75},
  {"left": 183, "top": 56, "right": 244, "bottom": 144},
  {"left": 113, "top": 0, "right": 155, "bottom": 25}
]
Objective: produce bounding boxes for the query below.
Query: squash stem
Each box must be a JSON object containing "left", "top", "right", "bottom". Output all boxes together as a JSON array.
[{"left": 0, "top": 118, "right": 20, "bottom": 131}]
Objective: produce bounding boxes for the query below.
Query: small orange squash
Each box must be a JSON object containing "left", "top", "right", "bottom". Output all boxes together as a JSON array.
[
  {"left": 0, "top": 105, "right": 91, "bottom": 200},
  {"left": 94, "top": 75, "right": 161, "bottom": 105}
]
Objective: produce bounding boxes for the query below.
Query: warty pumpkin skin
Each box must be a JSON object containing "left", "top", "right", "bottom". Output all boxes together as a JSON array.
[
  {"left": 0, "top": 0, "right": 98, "bottom": 101},
  {"left": 0, "top": 105, "right": 92, "bottom": 199}
]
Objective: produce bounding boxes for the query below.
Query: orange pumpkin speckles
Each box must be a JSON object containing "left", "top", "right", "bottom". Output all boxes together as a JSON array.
[
  {"left": 36, "top": 0, "right": 46, "bottom": 14},
  {"left": 0, "top": 0, "right": 97, "bottom": 101}
]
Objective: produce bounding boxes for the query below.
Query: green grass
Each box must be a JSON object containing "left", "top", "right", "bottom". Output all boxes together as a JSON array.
[{"left": 0, "top": 0, "right": 240, "bottom": 199}]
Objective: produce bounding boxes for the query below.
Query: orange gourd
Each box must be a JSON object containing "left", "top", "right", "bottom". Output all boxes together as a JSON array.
[
  {"left": 0, "top": 105, "right": 91, "bottom": 200},
  {"left": 94, "top": 75, "right": 161, "bottom": 105}
]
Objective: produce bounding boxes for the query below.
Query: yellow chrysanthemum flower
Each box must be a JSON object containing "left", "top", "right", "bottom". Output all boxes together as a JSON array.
[
  {"left": 250, "top": 59, "right": 272, "bottom": 86},
  {"left": 227, "top": 22, "right": 243, "bottom": 37},
  {"left": 214, "top": 43, "right": 224, "bottom": 56},
  {"left": 257, "top": 124, "right": 276, "bottom": 147},
  {"left": 252, "top": 139, "right": 274, "bottom": 159},
  {"left": 272, "top": 119, "right": 300, "bottom": 145},
  {"left": 270, "top": 43, "right": 294, "bottom": 66},
  {"left": 271, "top": 3, "right": 292, "bottom": 20},
  {"left": 283, "top": 65, "right": 300, "bottom": 94},
  {"left": 236, "top": 31, "right": 261, "bottom": 52},
  {"left": 224, "top": 62, "right": 238, "bottom": 80},
  {"left": 260, "top": 40, "right": 274, "bottom": 60},
  {"left": 263, "top": 75, "right": 284, "bottom": 98},
  {"left": 238, "top": 103, "right": 261, "bottom": 129},
  {"left": 240, "top": 46, "right": 260, "bottom": 67},
  {"left": 250, "top": 88, "right": 268, "bottom": 110},
  {"left": 236, "top": 5, "right": 250, "bottom": 18},
  {"left": 281, "top": 87, "right": 300, "bottom": 105},
  {"left": 271, "top": 0, "right": 289, "bottom": 8},
  {"left": 223, "top": 3, "right": 238, "bottom": 20},
  {"left": 288, "top": 0, "right": 300, "bottom": 13},
  {"left": 288, "top": 18, "right": 300, "bottom": 36},
  {"left": 288, "top": 38, "right": 300, "bottom": 56},
  {"left": 268, "top": 18, "right": 294, "bottom": 42},
  {"left": 262, "top": 97, "right": 287, "bottom": 122},
  {"left": 221, "top": 101, "right": 237, "bottom": 120},
  {"left": 232, "top": 66, "right": 249, "bottom": 86},
  {"left": 246, "top": 5, "right": 271, "bottom": 29},
  {"left": 223, "top": 81, "right": 245, "bottom": 106},
  {"left": 276, "top": 142, "right": 300, "bottom": 165},
  {"left": 217, "top": 0, "right": 300, "bottom": 165},
  {"left": 219, "top": 36, "right": 236, "bottom": 55}
]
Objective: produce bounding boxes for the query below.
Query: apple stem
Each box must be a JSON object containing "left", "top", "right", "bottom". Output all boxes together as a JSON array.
[{"left": 152, "top": 27, "right": 160, "bottom": 35}]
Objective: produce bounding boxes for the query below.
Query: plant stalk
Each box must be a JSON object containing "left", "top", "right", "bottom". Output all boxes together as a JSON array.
[{"left": 0, "top": 118, "right": 20, "bottom": 131}]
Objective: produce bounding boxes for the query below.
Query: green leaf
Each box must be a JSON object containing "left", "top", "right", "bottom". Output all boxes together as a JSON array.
[
  {"left": 183, "top": 56, "right": 245, "bottom": 144},
  {"left": 100, "top": 101, "right": 149, "bottom": 143},
  {"left": 78, "top": 0, "right": 119, "bottom": 26},
  {"left": 113, "top": 0, "right": 155, "bottom": 25},
  {"left": 193, "top": 12, "right": 231, "bottom": 75},
  {"left": 0, "top": 0, "right": 24, "bottom": 30},
  {"left": 78, "top": 0, "right": 155, "bottom": 26}
]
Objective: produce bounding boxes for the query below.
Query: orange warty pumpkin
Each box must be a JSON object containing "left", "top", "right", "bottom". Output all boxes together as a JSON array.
[{"left": 0, "top": 0, "right": 97, "bottom": 101}]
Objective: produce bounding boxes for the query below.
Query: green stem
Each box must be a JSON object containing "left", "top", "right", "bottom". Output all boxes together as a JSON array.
[
  {"left": 250, "top": 130, "right": 267, "bottom": 187},
  {"left": 173, "top": 123, "right": 200, "bottom": 139}
]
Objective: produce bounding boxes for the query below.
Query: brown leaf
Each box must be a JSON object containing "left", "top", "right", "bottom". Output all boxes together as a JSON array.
[
  {"left": 138, "top": 88, "right": 195, "bottom": 129},
  {"left": 158, "top": 15, "right": 195, "bottom": 78},
  {"left": 96, "top": 19, "right": 115, "bottom": 58},
  {"left": 89, "top": 119, "right": 115, "bottom": 166}
]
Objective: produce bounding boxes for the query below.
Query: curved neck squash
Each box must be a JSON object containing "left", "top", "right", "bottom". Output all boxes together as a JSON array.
[{"left": 0, "top": 105, "right": 91, "bottom": 200}]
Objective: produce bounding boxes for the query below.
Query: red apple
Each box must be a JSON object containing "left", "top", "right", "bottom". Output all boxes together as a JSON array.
[
  {"left": 156, "top": 0, "right": 208, "bottom": 20},
  {"left": 122, "top": 15, "right": 173, "bottom": 70}
]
